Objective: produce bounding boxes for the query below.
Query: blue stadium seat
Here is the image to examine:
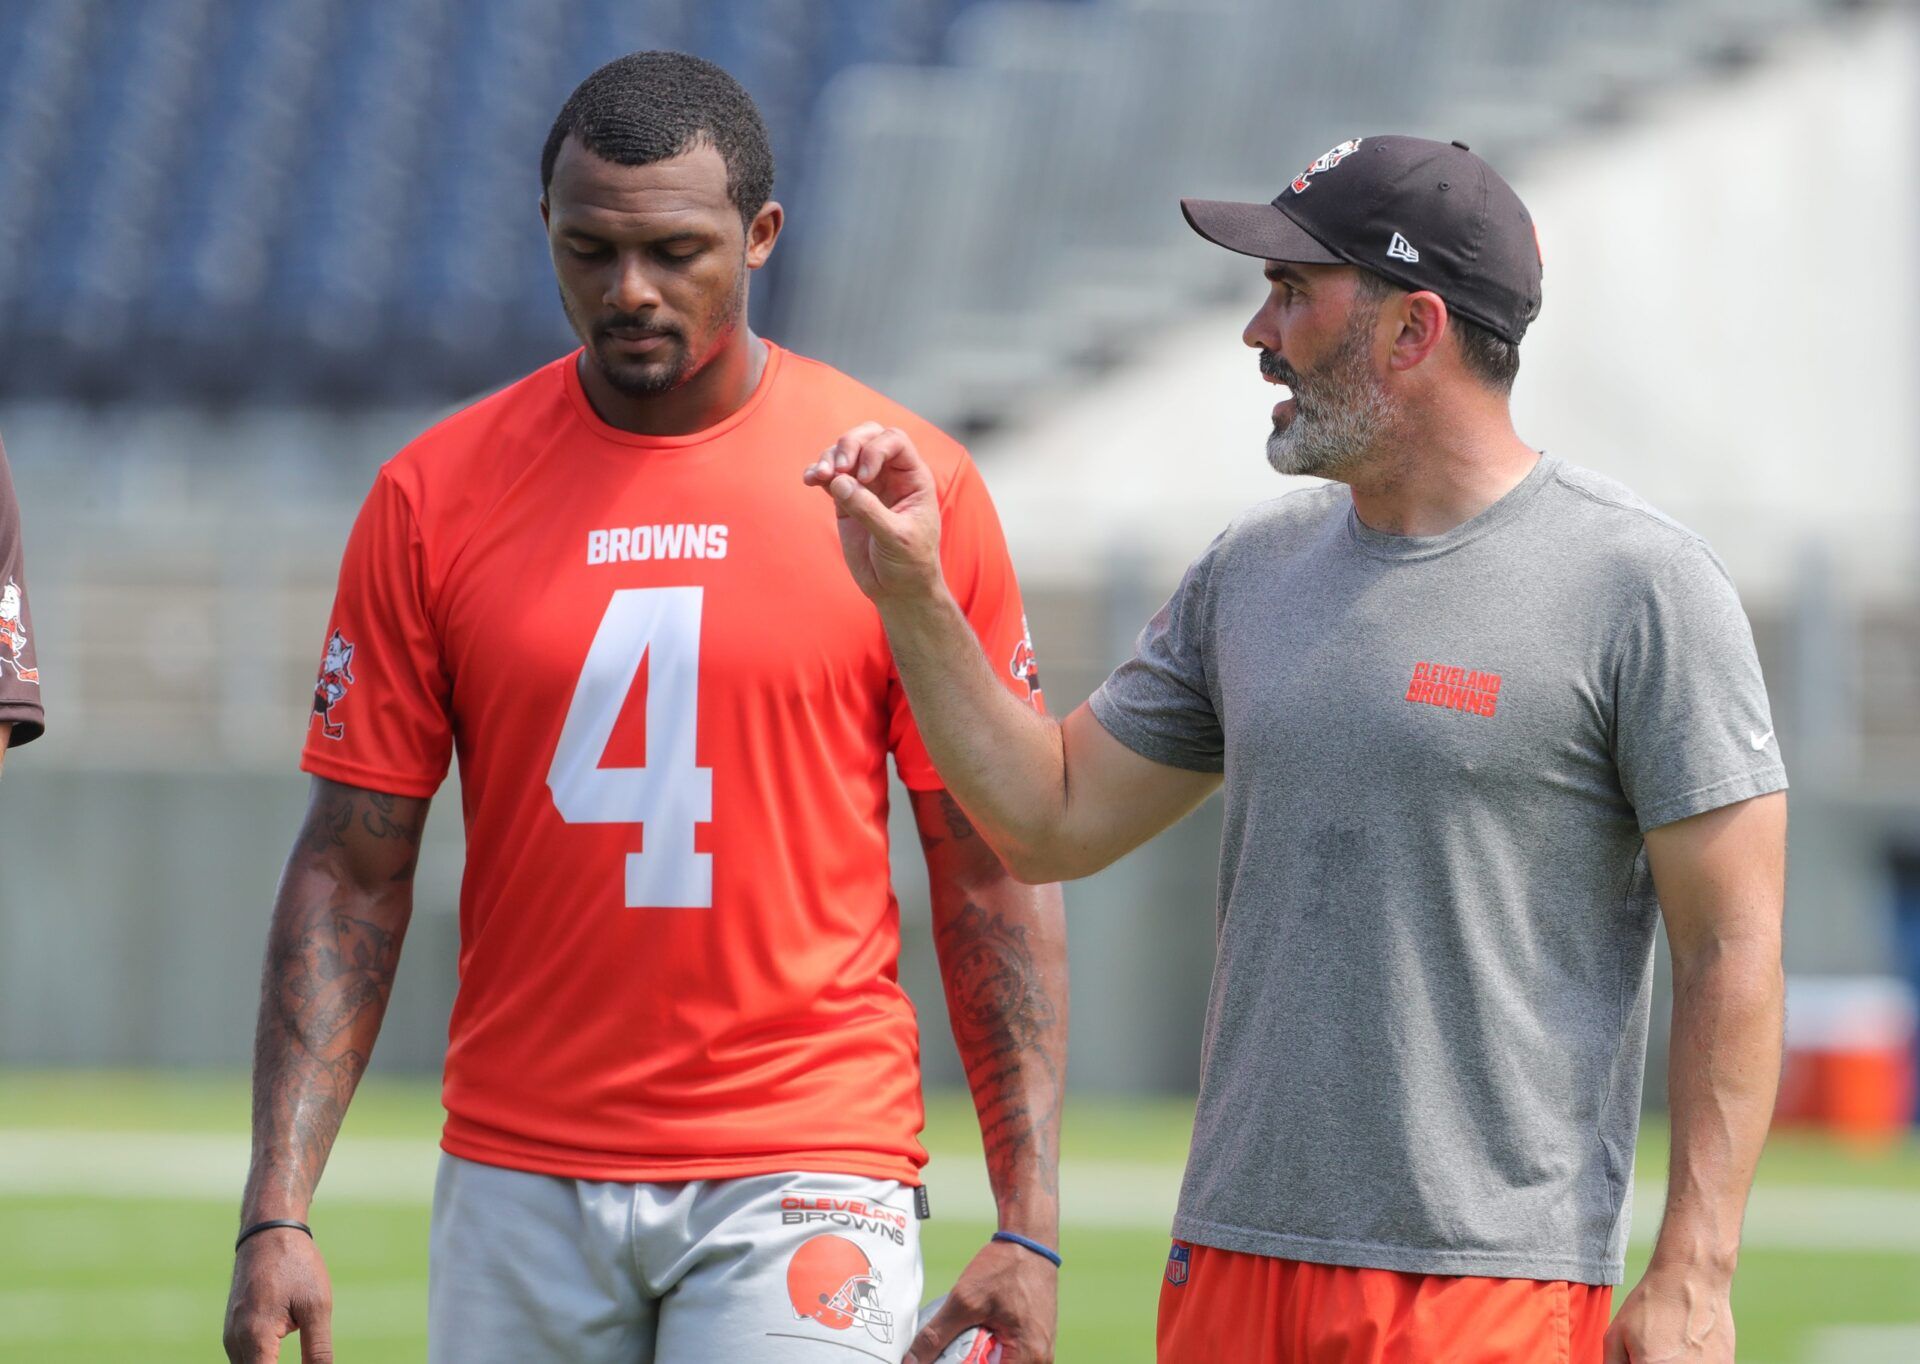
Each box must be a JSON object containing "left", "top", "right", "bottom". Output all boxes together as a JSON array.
[{"left": 0, "top": 0, "right": 1022, "bottom": 402}]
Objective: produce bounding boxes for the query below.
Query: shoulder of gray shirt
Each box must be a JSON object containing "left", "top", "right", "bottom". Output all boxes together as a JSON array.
[{"left": 1207, "top": 459, "right": 1734, "bottom": 601}]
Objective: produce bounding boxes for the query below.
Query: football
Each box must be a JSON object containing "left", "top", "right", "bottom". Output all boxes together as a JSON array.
[{"left": 916, "top": 1296, "right": 1003, "bottom": 1364}]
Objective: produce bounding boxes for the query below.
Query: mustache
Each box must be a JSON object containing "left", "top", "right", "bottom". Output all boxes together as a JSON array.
[
  {"left": 1259, "top": 349, "right": 1300, "bottom": 389},
  {"left": 596, "top": 314, "right": 682, "bottom": 338}
]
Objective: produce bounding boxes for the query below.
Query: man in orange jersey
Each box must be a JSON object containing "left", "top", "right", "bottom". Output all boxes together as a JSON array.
[
  {"left": 223, "top": 53, "right": 1064, "bottom": 1364},
  {"left": 812, "top": 137, "right": 1786, "bottom": 1364}
]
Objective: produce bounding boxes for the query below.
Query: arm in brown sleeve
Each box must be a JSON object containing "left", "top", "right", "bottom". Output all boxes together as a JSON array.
[{"left": 0, "top": 435, "right": 44, "bottom": 755}]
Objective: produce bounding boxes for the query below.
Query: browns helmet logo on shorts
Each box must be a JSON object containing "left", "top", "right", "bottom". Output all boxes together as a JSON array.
[
  {"left": 310, "top": 628, "right": 356, "bottom": 740},
  {"left": 786, "top": 1234, "right": 894, "bottom": 1345},
  {"left": 1290, "top": 137, "right": 1362, "bottom": 194}
]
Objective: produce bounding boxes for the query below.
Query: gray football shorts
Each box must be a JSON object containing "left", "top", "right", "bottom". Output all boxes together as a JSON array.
[{"left": 428, "top": 1154, "right": 925, "bottom": 1363}]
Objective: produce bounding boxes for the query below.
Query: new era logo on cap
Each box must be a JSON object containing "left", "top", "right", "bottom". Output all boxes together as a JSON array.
[{"left": 1179, "top": 135, "right": 1544, "bottom": 345}]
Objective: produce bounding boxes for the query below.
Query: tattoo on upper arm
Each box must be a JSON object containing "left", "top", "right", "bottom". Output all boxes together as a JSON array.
[
  {"left": 360, "top": 791, "right": 423, "bottom": 844},
  {"left": 938, "top": 900, "right": 1064, "bottom": 1197},
  {"left": 300, "top": 790, "right": 354, "bottom": 858},
  {"left": 916, "top": 789, "right": 981, "bottom": 854},
  {"left": 939, "top": 791, "right": 977, "bottom": 840},
  {"left": 298, "top": 781, "right": 426, "bottom": 883}
]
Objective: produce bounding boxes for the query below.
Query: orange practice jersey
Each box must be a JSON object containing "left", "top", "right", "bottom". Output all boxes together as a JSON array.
[{"left": 301, "top": 344, "right": 1042, "bottom": 1183}]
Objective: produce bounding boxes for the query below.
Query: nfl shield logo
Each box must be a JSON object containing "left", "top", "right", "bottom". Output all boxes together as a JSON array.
[{"left": 1164, "top": 1242, "right": 1191, "bottom": 1287}]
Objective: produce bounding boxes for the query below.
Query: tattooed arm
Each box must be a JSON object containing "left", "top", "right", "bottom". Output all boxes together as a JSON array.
[
  {"left": 224, "top": 776, "right": 427, "bottom": 1364},
  {"left": 908, "top": 787, "right": 1067, "bottom": 1364}
]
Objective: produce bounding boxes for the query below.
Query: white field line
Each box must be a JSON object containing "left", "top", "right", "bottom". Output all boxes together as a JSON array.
[
  {"left": 0, "top": 1284, "right": 426, "bottom": 1344},
  {"left": 6, "top": 1129, "right": 1920, "bottom": 1251},
  {"left": 1806, "top": 1325, "right": 1920, "bottom": 1364}
]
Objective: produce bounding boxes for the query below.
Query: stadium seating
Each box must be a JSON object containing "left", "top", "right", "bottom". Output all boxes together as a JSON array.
[
  {"left": 0, "top": 0, "right": 1007, "bottom": 401},
  {"left": 0, "top": 0, "right": 1840, "bottom": 410}
]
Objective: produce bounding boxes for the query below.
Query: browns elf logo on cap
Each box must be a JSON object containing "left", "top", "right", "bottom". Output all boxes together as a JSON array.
[{"left": 1289, "top": 138, "right": 1362, "bottom": 194}]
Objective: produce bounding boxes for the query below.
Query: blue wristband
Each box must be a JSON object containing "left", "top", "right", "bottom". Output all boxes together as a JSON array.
[{"left": 992, "top": 1230, "right": 1063, "bottom": 1267}]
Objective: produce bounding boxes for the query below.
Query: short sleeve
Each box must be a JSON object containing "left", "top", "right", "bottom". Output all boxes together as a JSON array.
[
  {"left": 299, "top": 470, "right": 453, "bottom": 798},
  {"left": 889, "top": 457, "right": 1042, "bottom": 791},
  {"left": 0, "top": 439, "right": 44, "bottom": 747},
  {"left": 1613, "top": 539, "right": 1787, "bottom": 831},
  {"left": 1087, "top": 534, "right": 1226, "bottom": 773}
]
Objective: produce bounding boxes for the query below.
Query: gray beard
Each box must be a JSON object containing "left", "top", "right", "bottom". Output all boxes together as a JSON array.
[
  {"left": 1265, "top": 383, "right": 1393, "bottom": 478},
  {"left": 1263, "top": 310, "right": 1395, "bottom": 479}
]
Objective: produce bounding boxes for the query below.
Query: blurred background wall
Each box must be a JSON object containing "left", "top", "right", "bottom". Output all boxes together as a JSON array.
[{"left": 0, "top": 0, "right": 1915, "bottom": 1122}]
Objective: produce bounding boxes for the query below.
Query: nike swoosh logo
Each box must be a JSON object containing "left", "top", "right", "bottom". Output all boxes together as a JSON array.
[{"left": 1749, "top": 730, "right": 1774, "bottom": 751}]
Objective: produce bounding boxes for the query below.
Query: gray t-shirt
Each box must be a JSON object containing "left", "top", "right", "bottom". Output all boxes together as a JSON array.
[{"left": 1089, "top": 455, "right": 1785, "bottom": 1284}]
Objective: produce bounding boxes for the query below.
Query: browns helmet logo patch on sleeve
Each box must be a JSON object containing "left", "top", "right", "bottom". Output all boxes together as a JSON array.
[
  {"left": 310, "top": 628, "right": 356, "bottom": 740},
  {"left": 0, "top": 580, "right": 37, "bottom": 685}
]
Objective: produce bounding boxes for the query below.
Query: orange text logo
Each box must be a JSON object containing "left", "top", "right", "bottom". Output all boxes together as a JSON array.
[{"left": 1405, "top": 661, "right": 1501, "bottom": 718}]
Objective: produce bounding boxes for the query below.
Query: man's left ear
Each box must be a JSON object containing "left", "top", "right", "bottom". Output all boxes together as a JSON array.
[
  {"left": 1389, "top": 291, "right": 1448, "bottom": 373},
  {"left": 746, "top": 201, "right": 784, "bottom": 270}
]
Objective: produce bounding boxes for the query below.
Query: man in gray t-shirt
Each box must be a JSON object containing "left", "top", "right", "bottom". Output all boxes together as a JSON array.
[{"left": 811, "top": 136, "right": 1785, "bottom": 1364}]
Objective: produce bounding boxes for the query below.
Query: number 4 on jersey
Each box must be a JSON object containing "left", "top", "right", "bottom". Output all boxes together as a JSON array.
[{"left": 547, "top": 587, "right": 713, "bottom": 908}]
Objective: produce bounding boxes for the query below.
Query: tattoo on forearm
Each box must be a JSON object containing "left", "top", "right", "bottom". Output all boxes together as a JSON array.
[
  {"left": 245, "top": 895, "right": 403, "bottom": 1217},
  {"left": 244, "top": 786, "right": 420, "bottom": 1221},
  {"left": 939, "top": 900, "right": 1064, "bottom": 1199}
]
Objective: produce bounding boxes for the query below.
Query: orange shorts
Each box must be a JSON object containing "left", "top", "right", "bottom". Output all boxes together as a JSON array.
[{"left": 1156, "top": 1242, "right": 1612, "bottom": 1364}]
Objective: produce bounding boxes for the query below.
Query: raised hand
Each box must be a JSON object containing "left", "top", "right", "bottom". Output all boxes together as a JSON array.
[{"left": 802, "top": 422, "right": 945, "bottom": 603}]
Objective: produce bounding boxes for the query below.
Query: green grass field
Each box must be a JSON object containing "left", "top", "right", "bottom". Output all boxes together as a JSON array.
[{"left": 2, "top": 1070, "right": 1917, "bottom": 1362}]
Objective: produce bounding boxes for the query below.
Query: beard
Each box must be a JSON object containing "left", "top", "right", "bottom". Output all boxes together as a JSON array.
[
  {"left": 563, "top": 256, "right": 749, "bottom": 399},
  {"left": 593, "top": 326, "right": 693, "bottom": 396},
  {"left": 1261, "top": 306, "right": 1394, "bottom": 479}
]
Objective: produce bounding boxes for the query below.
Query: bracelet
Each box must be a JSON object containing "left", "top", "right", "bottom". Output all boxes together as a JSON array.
[
  {"left": 236, "top": 1219, "right": 313, "bottom": 1252},
  {"left": 992, "top": 1230, "right": 1063, "bottom": 1267}
]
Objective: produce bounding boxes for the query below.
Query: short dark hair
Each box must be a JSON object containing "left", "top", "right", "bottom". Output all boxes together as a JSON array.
[
  {"left": 1449, "top": 314, "right": 1521, "bottom": 392},
  {"left": 541, "top": 51, "right": 774, "bottom": 228},
  {"left": 1352, "top": 269, "right": 1520, "bottom": 393}
]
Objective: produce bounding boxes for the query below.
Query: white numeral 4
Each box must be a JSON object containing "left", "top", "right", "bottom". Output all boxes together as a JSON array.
[{"left": 547, "top": 587, "right": 713, "bottom": 907}]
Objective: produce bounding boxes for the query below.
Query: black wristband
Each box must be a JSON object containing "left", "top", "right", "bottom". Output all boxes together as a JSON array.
[{"left": 236, "top": 1219, "right": 313, "bottom": 1252}]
